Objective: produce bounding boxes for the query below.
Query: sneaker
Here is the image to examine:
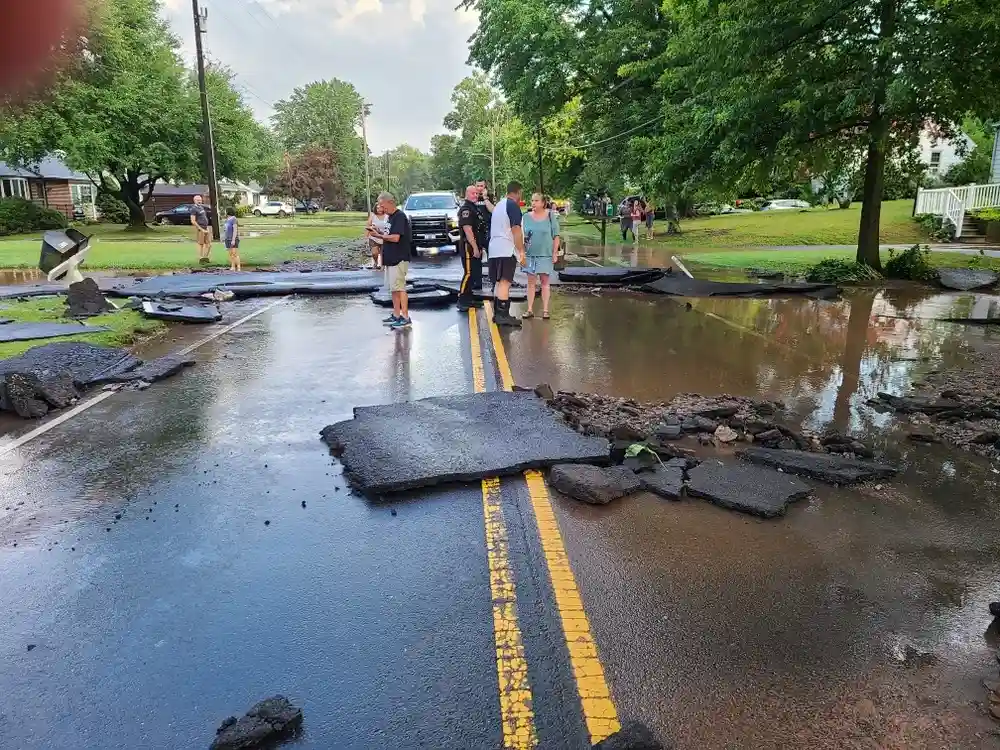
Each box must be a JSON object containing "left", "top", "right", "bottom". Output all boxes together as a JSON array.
[
  {"left": 390, "top": 317, "right": 412, "bottom": 330},
  {"left": 382, "top": 314, "right": 400, "bottom": 326}
]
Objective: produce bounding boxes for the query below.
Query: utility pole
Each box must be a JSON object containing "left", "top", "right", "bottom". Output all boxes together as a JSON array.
[
  {"left": 385, "top": 152, "right": 391, "bottom": 194},
  {"left": 361, "top": 103, "right": 372, "bottom": 214},
  {"left": 490, "top": 123, "right": 497, "bottom": 192},
  {"left": 192, "top": 0, "right": 221, "bottom": 240},
  {"left": 536, "top": 124, "right": 545, "bottom": 196}
]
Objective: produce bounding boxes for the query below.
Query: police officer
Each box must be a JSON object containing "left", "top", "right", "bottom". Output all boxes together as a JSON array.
[
  {"left": 474, "top": 179, "right": 494, "bottom": 290},
  {"left": 457, "top": 185, "right": 486, "bottom": 311}
]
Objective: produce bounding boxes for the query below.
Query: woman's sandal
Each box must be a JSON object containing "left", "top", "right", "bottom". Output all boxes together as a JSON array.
[
  {"left": 521, "top": 310, "right": 535, "bottom": 319},
  {"left": 542, "top": 311, "right": 550, "bottom": 320}
]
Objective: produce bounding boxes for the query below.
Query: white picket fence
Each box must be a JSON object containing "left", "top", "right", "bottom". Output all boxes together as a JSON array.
[{"left": 914, "top": 183, "right": 1000, "bottom": 238}]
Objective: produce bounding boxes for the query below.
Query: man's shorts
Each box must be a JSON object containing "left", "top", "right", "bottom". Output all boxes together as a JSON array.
[
  {"left": 488, "top": 256, "right": 517, "bottom": 284},
  {"left": 225, "top": 238, "right": 240, "bottom": 250},
  {"left": 386, "top": 261, "right": 409, "bottom": 292}
]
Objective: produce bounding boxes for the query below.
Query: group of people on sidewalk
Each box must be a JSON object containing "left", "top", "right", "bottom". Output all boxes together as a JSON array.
[
  {"left": 365, "top": 179, "right": 561, "bottom": 331},
  {"left": 619, "top": 198, "right": 655, "bottom": 243}
]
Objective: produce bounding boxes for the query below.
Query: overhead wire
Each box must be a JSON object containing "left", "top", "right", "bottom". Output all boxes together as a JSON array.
[{"left": 541, "top": 113, "right": 666, "bottom": 152}]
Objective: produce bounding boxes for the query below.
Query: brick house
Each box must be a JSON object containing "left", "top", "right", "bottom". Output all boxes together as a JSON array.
[{"left": 0, "top": 156, "right": 97, "bottom": 219}]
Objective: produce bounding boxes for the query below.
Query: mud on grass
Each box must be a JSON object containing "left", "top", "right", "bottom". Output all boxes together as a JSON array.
[{"left": 0, "top": 297, "right": 166, "bottom": 360}]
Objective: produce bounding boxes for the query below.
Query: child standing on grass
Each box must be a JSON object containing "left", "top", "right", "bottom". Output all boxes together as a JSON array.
[{"left": 224, "top": 207, "right": 241, "bottom": 271}]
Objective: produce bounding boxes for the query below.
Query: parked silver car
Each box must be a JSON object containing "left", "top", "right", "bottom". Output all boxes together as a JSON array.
[{"left": 760, "top": 199, "right": 812, "bottom": 211}]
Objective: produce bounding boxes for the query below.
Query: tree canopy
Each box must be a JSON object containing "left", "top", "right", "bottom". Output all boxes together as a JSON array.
[{"left": 0, "top": 0, "right": 273, "bottom": 228}]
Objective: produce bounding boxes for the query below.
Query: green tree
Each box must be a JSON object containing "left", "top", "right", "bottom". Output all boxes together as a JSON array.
[
  {"left": 652, "top": 0, "right": 1000, "bottom": 268},
  {"left": 942, "top": 117, "right": 996, "bottom": 186},
  {"left": 429, "top": 133, "right": 467, "bottom": 193},
  {"left": 0, "top": 0, "right": 270, "bottom": 229},
  {"left": 267, "top": 147, "right": 346, "bottom": 208},
  {"left": 272, "top": 79, "right": 365, "bottom": 199},
  {"left": 372, "top": 144, "right": 433, "bottom": 199}
]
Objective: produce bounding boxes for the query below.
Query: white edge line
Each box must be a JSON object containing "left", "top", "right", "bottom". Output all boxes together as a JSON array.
[{"left": 0, "top": 297, "right": 288, "bottom": 458}]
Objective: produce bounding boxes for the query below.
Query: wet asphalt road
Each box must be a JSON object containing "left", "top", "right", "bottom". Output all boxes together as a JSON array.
[{"left": 4, "top": 254, "right": 1000, "bottom": 748}]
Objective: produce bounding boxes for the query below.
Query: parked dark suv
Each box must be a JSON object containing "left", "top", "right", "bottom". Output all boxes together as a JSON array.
[
  {"left": 154, "top": 204, "right": 213, "bottom": 226},
  {"left": 295, "top": 200, "right": 320, "bottom": 214}
]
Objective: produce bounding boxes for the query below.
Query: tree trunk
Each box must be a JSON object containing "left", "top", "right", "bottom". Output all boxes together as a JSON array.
[
  {"left": 832, "top": 291, "right": 875, "bottom": 430},
  {"left": 856, "top": 0, "right": 897, "bottom": 271},
  {"left": 120, "top": 184, "right": 148, "bottom": 231},
  {"left": 856, "top": 118, "right": 888, "bottom": 270}
]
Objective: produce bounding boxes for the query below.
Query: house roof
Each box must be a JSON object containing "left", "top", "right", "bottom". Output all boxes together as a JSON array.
[
  {"left": 155, "top": 184, "right": 210, "bottom": 196},
  {"left": 0, "top": 156, "right": 91, "bottom": 181}
]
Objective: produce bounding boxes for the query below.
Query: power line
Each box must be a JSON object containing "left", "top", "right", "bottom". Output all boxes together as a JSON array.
[{"left": 542, "top": 113, "right": 667, "bottom": 152}]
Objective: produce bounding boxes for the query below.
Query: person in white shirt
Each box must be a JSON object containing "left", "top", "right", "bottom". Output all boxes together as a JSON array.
[
  {"left": 488, "top": 181, "right": 526, "bottom": 327},
  {"left": 366, "top": 206, "right": 390, "bottom": 270}
]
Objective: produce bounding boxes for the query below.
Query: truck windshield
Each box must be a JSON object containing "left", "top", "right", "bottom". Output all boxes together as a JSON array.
[{"left": 404, "top": 195, "right": 456, "bottom": 210}]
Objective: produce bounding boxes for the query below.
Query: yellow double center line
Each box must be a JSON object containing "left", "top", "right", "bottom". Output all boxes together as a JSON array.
[{"left": 471, "top": 303, "right": 620, "bottom": 747}]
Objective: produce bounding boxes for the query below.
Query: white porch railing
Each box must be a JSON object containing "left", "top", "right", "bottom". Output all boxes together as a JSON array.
[{"left": 915, "top": 182, "right": 1000, "bottom": 238}]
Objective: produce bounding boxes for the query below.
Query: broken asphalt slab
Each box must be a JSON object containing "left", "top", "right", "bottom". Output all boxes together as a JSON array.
[
  {"left": 0, "top": 321, "right": 109, "bottom": 343},
  {"left": 642, "top": 276, "right": 840, "bottom": 299},
  {"left": 0, "top": 342, "right": 194, "bottom": 418},
  {"left": 106, "top": 270, "right": 386, "bottom": 299},
  {"left": 549, "top": 464, "right": 641, "bottom": 504},
  {"left": 370, "top": 285, "right": 458, "bottom": 308},
  {"left": 558, "top": 266, "right": 666, "bottom": 285},
  {"left": 737, "top": 447, "right": 897, "bottom": 485},
  {"left": 686, "top": 459, "right": 812, "bottom": 518},
  {"left": 638, "top": 463, "right": 685, "bottom": 500},
  {"left": 937, "top": 268, "right": 999, "bottom": 291},
  {"left": 320, "top": 391, "right": 609, "bottom": 495},
  {"left": 141, "top": 300, "right": 222, "bottom": 323},
  {"left": 210, "top": 695, "right": 303, "bottom": 750}
]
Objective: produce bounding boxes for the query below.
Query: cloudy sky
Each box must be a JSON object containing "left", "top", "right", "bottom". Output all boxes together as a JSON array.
[{"left": 161, "top": 0, "right": 476, "bottom": 152}]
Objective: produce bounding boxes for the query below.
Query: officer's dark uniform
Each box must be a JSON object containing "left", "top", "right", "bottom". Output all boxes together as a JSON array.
[
  {"left": 457, "top": 198, "right": 486, "bottom": 309},
  {"left": 473, "top": 196, "right": 492, "bottom": 290}
]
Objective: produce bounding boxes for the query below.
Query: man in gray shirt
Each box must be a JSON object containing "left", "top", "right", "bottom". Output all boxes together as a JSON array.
[{"left": 190, "top": 194, "right": 212, "bottom": 266}]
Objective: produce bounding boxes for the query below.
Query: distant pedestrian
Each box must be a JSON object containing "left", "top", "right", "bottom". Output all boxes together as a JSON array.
[
  {"left": 630, "top": 200, "right": 642, "bottom": 245},
  {"left": 191, "top": 194, "right": 212, "bottom": 265},
  {"left": 644, "top": 200, "right": 655, "bottom": 239},
  {"left": 489, "top": 181, "right": 526, "bottom": 327},
  {"left": 521, "top": 192, "right": 560, "bottom": 320},
  {"left": 619, "top": 201, "right": 632, "bottom": 242},
  {"left": 223, "top": 207, "right": 241, "bottom": 271},
  {"left": 366, "top": 204, "right": 389, "bottom": 270},
  {"left": 368, "top": 192, "right": 413, "bottom": 330},
  {"left": 457, "top": 185, "right": 486, "bottom": 312}
]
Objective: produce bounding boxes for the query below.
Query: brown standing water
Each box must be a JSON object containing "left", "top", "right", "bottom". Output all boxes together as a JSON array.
[{"left": 503, "top": 280, "right": 1000, "bottom": 748}]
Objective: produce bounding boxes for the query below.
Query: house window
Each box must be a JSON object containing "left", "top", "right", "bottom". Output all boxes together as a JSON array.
[
  {"left": 0, "top": 177, "right": 29, "bottom": 199},
  {"left": 929, "top": 151, "right": 942, "bottom": 173},
  {"left": 70, "top": 183, "right": 95, "bottom": 206}
]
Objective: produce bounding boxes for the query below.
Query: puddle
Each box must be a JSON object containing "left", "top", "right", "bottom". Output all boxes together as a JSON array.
[{"left": 0, "top": 269, "right": 156, "bottom": 286}]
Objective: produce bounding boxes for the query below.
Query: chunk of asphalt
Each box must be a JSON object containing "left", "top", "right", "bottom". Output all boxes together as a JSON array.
[
  {"left": 65, "top": 277, "right": 113, "bottom": 318},
  {"left": 101, "top": 355, "right": 196, "bottom": 384},
  {"left": 114, "top": 270, "right": 385, "bottom": 299},
  {"left": 638, "top": 463, "right": 685, "bottom": 500},
  {"left": 0, "top": 341, "right": 141, "bottom": 388},
  {"left": 642, "top": 276, "right": 839, "bottom": 299},
  {"left": 686, "top": 459, "right": 811, "bottom": 518},
  {"left": 0, "top": 322, "right": 110, "bottom": 344},
  {"left": 937, "top": 268, "right": 998, "bottom": 291},
  {"left": 558, "top": 266, "right": 666, "bottom": 285},
  {"left": 592, "top": 721, "right": 670, "bottom": 749},
  {"left": 320, "top": 391, "right": 609, "bottom": 495},
  {"left": 369, "top": 286, "right": 457, "bottom": 308},
  {"left": 737, "top": 447, "right": 897, "bottom": 485},
  {"left": 549, "top": 464, "right": 641, "bottom": 505},
  {"left": 141, "top": 300, "right": 222, "bottom": 323},
  {"left": 210, "top": 695, "right": 303, "bottom": 750}
]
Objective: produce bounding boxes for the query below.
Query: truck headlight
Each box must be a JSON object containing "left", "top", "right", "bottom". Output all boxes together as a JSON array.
[{"left": 448, "top": 217, "right": 458, "bottom": 228}]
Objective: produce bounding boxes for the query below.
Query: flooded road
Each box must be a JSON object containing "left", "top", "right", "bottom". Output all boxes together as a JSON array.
[{"left": 2, "top": 253, "right": 1000, "bottom": 748}]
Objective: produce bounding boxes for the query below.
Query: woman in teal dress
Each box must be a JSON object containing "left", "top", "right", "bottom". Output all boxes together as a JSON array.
[{"left": 521, "top": 192, "right": 560, "bottom": 319}]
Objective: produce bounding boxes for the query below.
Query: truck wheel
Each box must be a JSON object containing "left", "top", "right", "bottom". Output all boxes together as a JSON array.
[
  {"left": 253, "top": 209, "right": 262, "bottom": 217},
  {"left": 277, "top": 210, "right": 287, "bottom": 218}
]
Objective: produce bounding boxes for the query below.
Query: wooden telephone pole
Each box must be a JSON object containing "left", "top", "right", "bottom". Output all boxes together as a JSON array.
[{"left": 192, "top": 0, "right": 221, "bottom": 240}]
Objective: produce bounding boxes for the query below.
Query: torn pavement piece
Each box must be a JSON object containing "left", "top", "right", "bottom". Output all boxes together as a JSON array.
[
  {"left": 320, "top": 391, "right": 609, "bottom": 495},
  {"left": 65, "top": 277, "right": 113, "bottom": 317},
  {"left": 642, "top": 276, "right": 840, "bottom": 299},
  {"left": 737, "top": 447, "right": 897, "bottom": 485},
  {"left": 0, "top": 321, "right": 109, "bottom": 343},
  {"left": 558, "top": 266, "right": 666, "bottom": 285},
  {"left": 141, "top": 300, "right": 222, "bottom": 323},
  {"left": 686, "top": 459, "right": 811, "bottom": 518},
  {"left": 370, "top": 285, "right": 457, "bottom": 308},
  {"left": 549, "top": 464, "right": 641, "bottom": 504},
  {"left": 210, "top": 695, "right": 303, "bottom": 750}
]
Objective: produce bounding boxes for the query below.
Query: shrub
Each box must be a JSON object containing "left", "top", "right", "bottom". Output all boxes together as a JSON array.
[
  {"left": 805, "top": 258, "right": 882, "bottom": 283},
  {"left": 0, "top": 197, "right": 69, "bottom": 236},
  {"left": 96, "top": 192, "right": 130, "bottom": 224},
  {"left": 973, "top": 207, "right": 1000, "bottom": 222},
  {"left": 884, "top": 244, "right": 936, "bottom": 282},
  {"left": 914, "top": 213, "right": 955, "bottom": 242},
  {"left": 234, "top": 204, "right": 251, "bottom": 218}
]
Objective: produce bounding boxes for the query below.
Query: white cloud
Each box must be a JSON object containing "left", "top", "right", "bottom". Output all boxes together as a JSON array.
[{"left": 161, "top": 0, "right": 475, "bottom": 151}]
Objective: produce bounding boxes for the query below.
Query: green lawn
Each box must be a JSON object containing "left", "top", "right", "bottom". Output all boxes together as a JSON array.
[
  {"left": 562, "top": 200, "right": 929, "bottom": 250},
  {"left": 0, "top": 297, "right": 166, "bottom": 360},
  {"left": 0, "top": 221, "right": 364, "bottom": 270},
  {"left": 683, "top": 248, "right": 1000, "bottom": 274}
]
